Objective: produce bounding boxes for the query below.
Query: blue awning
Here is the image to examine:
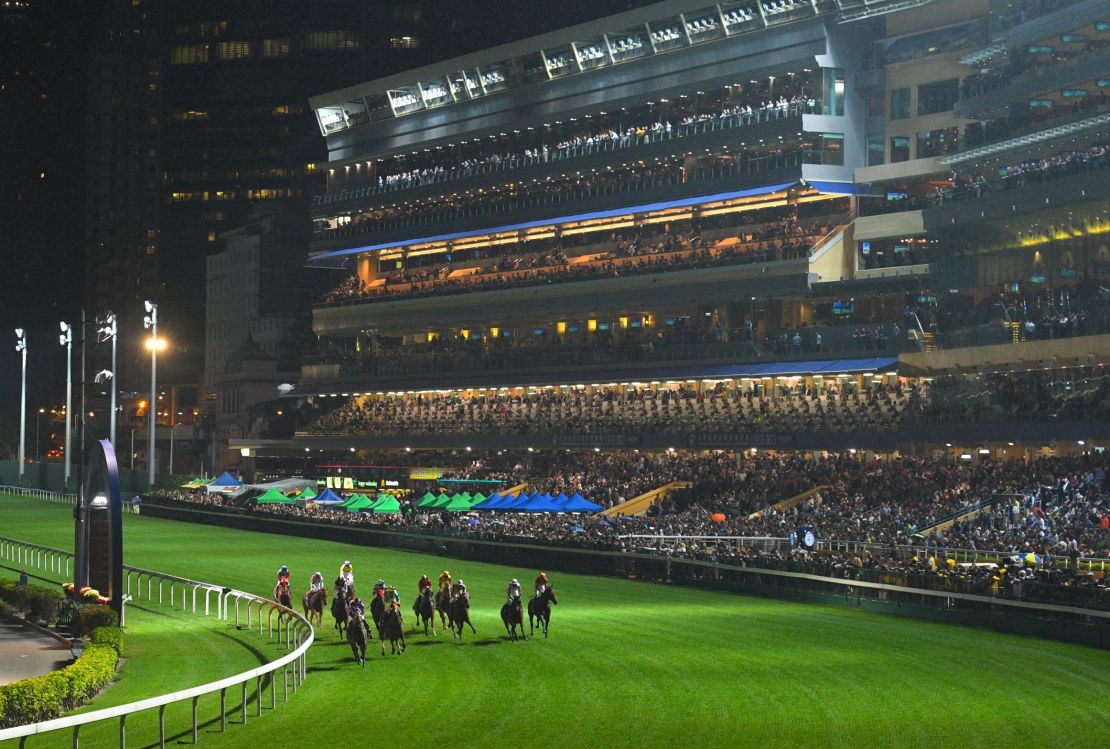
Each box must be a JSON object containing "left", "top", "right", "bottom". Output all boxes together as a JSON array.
[
  {"left": 807, "top": 180, "right": 859, "bottom": 195},
  {"left": 307, "top": 181, "right": 798, "bottom": 268}
]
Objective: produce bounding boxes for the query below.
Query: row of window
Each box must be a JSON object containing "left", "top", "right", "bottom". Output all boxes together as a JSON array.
[
  {"left": 169, "top": 188, "right": 298, "bottom": 202},
  {"left": 169, "top": 104, "right": 302, "bottom": 121},
  {"left": 169, "top": 32, "right": 362, "bottom": 64},
  {"left": 890, "top": 78, "right": 960, "bottom": 120}
]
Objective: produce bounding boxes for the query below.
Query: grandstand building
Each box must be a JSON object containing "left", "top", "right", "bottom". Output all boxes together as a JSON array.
[{"left": 229, "top": 0, "right": 1108, "bottom": 477}]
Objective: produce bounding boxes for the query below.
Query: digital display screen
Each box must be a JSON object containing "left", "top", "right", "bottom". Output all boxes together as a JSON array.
[
  {"left": 532, "top": 327, "right": 545, "bottom": 336},
  {"left": 1058, "top": 267, "right": 1078, "bottom": 279},
  {"left": 861, "top": 241, "right": 871, "bottom": 255},
  {"left": 1027, "top": 45, "right": 1052, "bottom": 54},
  {"left": 566, "top": 324, "right": 579, "bottom": 333},
  {"left": 886, "top": 191, "right": 908, "bottom": 201},
  {"left": 470, "top": 332, "right": 482, "bottom": 340},
  {"left": 916, "top": 294, "right": 938, "bottom": 304},
  {"left": 629, "top": 320, "right": 642, "bottom": 329},
  {"left": 1099, "top": 79, "right": 1110, "bottom": 88},
  {"left": 665, "top": 317, "right": 676, "bottom": 326},
  {"left": 832, "top": 300, "right": 854, "bottom": 316},
  {"left": 1006, "top": 282, "right": 1020, "bottom": 293},
  {"left": 1061, "top": 88, "right": 1087, "bottom": 98},
  {"left": 1060, "top": 34, "right": 1086, "bottom": 43},
  {"left": 597, "top": 322, "right": 610, "bottom": 331},
  {"left": 894, "top": 244, "right": 909, "bottom": 254},
  {"left": 502, "top": 330, "right": 512, "bottom": 337},
  {"left": 1028, "top": 99, "right": 1054, "bottom": 109},
  {"left": 1097, "top": 21, "right": 1110, "bottom": 32},
  {"left": 1030, "top": 272, "right": 1047, "bottom": 284}
]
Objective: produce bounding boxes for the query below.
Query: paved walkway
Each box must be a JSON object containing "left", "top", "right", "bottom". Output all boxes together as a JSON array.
[{"left": 0, "top": 619, "right": 72, "bottom": 685}]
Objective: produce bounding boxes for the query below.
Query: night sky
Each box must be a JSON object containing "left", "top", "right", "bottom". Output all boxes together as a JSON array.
[{"left": 0, "top": 0, "right": 648, "bottom": 453}]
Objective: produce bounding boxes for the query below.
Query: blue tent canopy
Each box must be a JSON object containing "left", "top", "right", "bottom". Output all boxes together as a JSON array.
[
  {"left": 313, "top": 488, "right": 345, "bottom": 505},
  {"left": 552, "top": 493, "right": 570, "bottom": 508},
  {"left": 499, "top": 493, "right": 532, "bottom": 510},
  {"left": 562, "top": 494, "right": 603, "bottom": 513},
  {"left": 208, "top": 471, "right": 241, "bottom": 487},
  {"left": 517, "top": 494, "right": 564, "bottom": 513},
  {"left": 472, "top": 492, "right": 502, "bottom": 510}
]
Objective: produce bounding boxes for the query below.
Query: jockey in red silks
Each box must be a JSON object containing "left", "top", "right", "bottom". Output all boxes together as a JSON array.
[
  {"left": 417, "top": 574, "right": 432, "bottom": 594},
  {"left": 534, "top": 571, "right": 549, "bottom": 597},
  {"left": 277, "top": 565, "right": 290, "bottom": 586},
  {"left": 373, "top": 578, "right": 387, "bottom": 600}
]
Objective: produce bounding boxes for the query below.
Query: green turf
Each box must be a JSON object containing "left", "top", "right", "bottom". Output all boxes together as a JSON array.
[{"left": 2, "top": 494, "right": 1110, "bottom": 748}]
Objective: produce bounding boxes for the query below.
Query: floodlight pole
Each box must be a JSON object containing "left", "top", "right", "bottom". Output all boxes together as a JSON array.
[
  {"left": 108, "top": 313, "right": 118, "bottom": 450},
  {"left": 60, "top": 322, "right": 73, "bottom": 490},
  {"left": 145, "top": 301, "right": 158, "bottom": 488},
  {"left": 15, "top": 330, "right": 27, "bottom": 482}
]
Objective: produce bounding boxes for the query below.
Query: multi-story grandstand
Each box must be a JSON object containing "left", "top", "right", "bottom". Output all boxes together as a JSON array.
[{"left": 226, "top": 0, "right": 1107, "bottom": 478}]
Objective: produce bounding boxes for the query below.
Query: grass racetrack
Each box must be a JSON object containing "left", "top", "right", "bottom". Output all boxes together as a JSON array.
[{"left": 2, "top": 494, "right": 1109, "bottom": 748}]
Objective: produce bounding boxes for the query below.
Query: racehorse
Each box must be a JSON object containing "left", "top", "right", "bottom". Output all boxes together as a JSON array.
[
  {"left": 528, "top": 585, "right": 558, "bottom": 638},
  {"left": 369, "top": 595, "right": 386, "bottom": 638},
  {"left": 500, "top": 595, "right": 526, "bottom": 642},
  {"left": 274, "top": 581, "right": 292, "bottom": 610},
  {"left": 331, "top": 580, "right": 353, "bottom": 638},
  {"left": 435, "top": 587, "right": 452, "bottom": 631},
  {"left": 379, "top": 605, "right": 406, "bottom": 656},
  {"left": 413, "top": 587, "right": 436, "bottom": 636},
  {"left": 448, "top": 593, "right": 476, "bottom": 640},
  {"left": 347, "top": 609, "right": 369, "bottom": 667},
  {"left": 302, "top": 588, "right": 327, "bottom": 628}
]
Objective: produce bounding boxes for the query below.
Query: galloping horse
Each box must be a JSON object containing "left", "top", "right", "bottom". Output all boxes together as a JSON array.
[
  {"left": 273, "top": 580, "right": 292, "bottom": 610},
  {"left": 528, "top": 585, "right": 558, "bottom": 638},
  {"left": 379, "top": 605, "right": 406, "bottom": 656},
  {"left": 448, "top": 593, "right": 477, "bottom": 640},
  {"left": 369, "top": 595, "right": 386, "bottom": 638},
  {"left": 500, "top": 595, "right": 526, "bottom": 642},
  {"left": 347, "top": 609, "right": 369, "bottom": 667},
  {"left": 302, "top": 588, "right": 327, "bottom": 628},
  {"left": 331, "top": 580, "right": 353, "bottom": 637},
  {"left": 413, "top": 587, "right": 436, "bottom": 636},
  {"left": 435, "top": 587, "right": 452, "bottom": 631}
]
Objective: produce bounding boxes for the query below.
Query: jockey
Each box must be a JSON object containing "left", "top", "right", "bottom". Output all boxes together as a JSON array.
[
  {"left": 276, "top": 565, "right": 290, "bottom": 586},
  {"left": 451, "top": 579, "right": 467, "bottom": 600},
  {"left": 373, "top": 578, "right": 387, "bottom": 600},
  {"left": 534, "top": 572, "right": 549, "bottom": 597},
  {"left": 333, "top": 576, "right": 347, "bottom": 599},
  {"left": 347, "top": 596, "right": 365, "bottom": 620},
  {"left": 339, "top": 560, "right": 354, "bottom": 587},
  {"left": 309, "top": 571, "right": 324, "bottom": 592},
  {"left": 417, "top": 574, "right": 432, "bottom": 595},
  {"left": 437, "top": 570, "right": 452, "bottom": 592},
  {"left": 506, "top": 578, "right": 522, "bottom": 604}
]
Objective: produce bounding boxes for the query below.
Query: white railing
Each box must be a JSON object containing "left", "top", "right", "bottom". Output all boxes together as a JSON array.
[
  {"left": 0, "top": 485, "right": 76, "bottom": 504},
  {"left": 0, "top": 535, "right": 314, "bottom": 749}
]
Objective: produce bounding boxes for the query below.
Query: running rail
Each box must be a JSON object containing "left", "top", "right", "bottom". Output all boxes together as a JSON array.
[{"left": 0, "top": 535, "right": 314, "bottom": 749}]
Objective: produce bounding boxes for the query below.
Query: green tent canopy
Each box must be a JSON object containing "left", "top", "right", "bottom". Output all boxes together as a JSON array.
[
  {"left": 256, "top": 488, "right": 296, "bottom": 504},
  {"left": 338, "top": 493, "right": 365, "bottom": 508},
  {"left": 372, "top": 495, "right": 401, "bottom": 514},
  {"left": 416, "top": 492, "right": 441, "bottom": 508},
  {"left": 468, "top": 492, "right": 487, "bottom": 507},
  {"left": 345, "top": 495, "right": 375, "bottom": 513},
  {"left": 442, "top": 494, "right": 473, "bottom": 512},
  {"left": 294, "top": 487, "right": 316, "bottom": 501}
]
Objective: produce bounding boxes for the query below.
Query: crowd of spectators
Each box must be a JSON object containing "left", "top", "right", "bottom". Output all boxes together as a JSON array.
[
  {"left": 307, "top": 378, "right": 922, "bottom": 437},
  {"left": 318, "top": 82, "right": 816, "bottom": 205},
  {"left": 318, "top": 146, "right": 802, "bottom": 240},
  {"left": 319, "top": 204, "right": 843, "bottom": 306},
  {"left": 959, "top": 37, "right": 1109, "bottom": 100}
]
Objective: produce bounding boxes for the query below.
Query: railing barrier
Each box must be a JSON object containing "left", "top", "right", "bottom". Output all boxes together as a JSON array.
[{"left": 0, "top": 534, "right": 315, "bottom": 748}]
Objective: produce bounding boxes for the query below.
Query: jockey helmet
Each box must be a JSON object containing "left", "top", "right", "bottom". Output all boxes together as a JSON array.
[
  {"left": 377, "top": 578, "right": 385, "bottom": 585},
  {"left": 279, "top": 565, "right": 288, "bottom": 573},
  {"left": 511, "top": 578, "right": 519, "bottom": 585},
  {"left": 343, "top": 560, "right": 351, "bottom": 566},
  {"left": 457, "top": 579, "right": 464, "bottom": 586}
]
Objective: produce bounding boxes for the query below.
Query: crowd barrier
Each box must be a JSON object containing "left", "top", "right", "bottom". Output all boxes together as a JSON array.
[
  {"left": 0, "top": 534, "right": 313, "bottom": 749},
  {"left": 140, "top": 502, "right": 1110, "bottom": 649},
  {"left": 0, "top": 485, "right": 76, "bottom": 505}
]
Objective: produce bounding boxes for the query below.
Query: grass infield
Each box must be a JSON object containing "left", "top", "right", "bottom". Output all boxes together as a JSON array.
[{"left": 2, "top": 494, "right": 1109, "bottom": 748}]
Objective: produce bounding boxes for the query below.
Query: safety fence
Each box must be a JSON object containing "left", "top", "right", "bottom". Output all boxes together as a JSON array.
[
  {"left": 0, "top": 485, "right": 75, "bottom": 505},
  {"left": 0, "top": 535, "right": 314, "bottom": 749}
]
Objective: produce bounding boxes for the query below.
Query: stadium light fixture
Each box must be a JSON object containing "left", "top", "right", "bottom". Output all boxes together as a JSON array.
[
  {"left": 59, "top": 322, "right": 73, "bottom": 488},
  {"left": 14, "top": 328, "right": 27, "bottom": 479}
]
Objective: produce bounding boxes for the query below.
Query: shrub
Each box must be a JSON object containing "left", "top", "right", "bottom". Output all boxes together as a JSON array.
[
  {"left": 89, "top": 626, "right": 123, "bottom": 654},
  {"left": 76, "top": 604, "right": 119, "bottom": 635},
  {"left": 0, "top": 580, "right": 63, "bottom": 622},
  {"left": 0, "top": 641, "right": 121, "bottom": 729}
]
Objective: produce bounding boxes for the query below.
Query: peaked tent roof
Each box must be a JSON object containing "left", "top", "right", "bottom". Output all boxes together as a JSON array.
[
  {"left": 313, "top": 488, "right": 345, "bottom": 504},
  {"left": 501, "top": 493, "right": 535, "bottom": 510},
  {"left": 472, "top": 492, "right": 501, "bottom": 510},
  {"left": 442, "top": 494, "right": 474, "bottom": 512},
  {"left": 294, "top": 487, "right": 317, "bottom": 500},
  {"left": 372, "top": 495, "right": 402, "bottom": 514},
  {"left": 257, "top": 488, "right": 295, "bottom": 504},
  {"left": 517, "top": 493, "right": 564, "bottom": 512},
  {"left": 346, "top": 495, "right": 376, "bottom": 512},
  {"left": 416, "top": 491, "right": 442, "bottom": 508},
  {"left": 209, "top": 471, "right": 241, "bottom": 487},
  {"left": 562, "top": 494, "right": 603, "bottom": 513},
  {"left": 552, "top": 493, "right": 571, "bottom": 507}
]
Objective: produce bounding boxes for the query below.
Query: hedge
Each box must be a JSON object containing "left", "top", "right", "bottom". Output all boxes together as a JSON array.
[
  {"left": 0, "top": 579, "right": 64, "bottom": 624},
  {"left": 0, "top": 639, "right": 121, "bottom": 728}
]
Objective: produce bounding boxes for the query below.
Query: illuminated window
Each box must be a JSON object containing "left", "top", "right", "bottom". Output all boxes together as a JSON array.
[
  {"left": 169, "top": 45, "right": 208, "bottom": 64},
  {"left": 262, "top": 38, "right": 290, "bottom": 58},
  {"left": 305, "top": 162, "right": 318, "bottom": 175},
  {"left": 307, "top": 31, "right": 360, "bottom": 50},
  {"left": 390, "top": 36, "right": 420, "bottom": 49},
  {"left": 216, "top": 41, "right": 252, "bottom": 60},
  {"left": 272, "top": 104, "right": 290, "bottom": 115},
  {"left": 207, "top": 231, "right": 217, "bottom": 242}
]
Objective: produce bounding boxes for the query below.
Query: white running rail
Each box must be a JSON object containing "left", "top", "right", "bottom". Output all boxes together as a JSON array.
[{"left": 0, "top": 535, "right": 314, "bottom": 749}]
